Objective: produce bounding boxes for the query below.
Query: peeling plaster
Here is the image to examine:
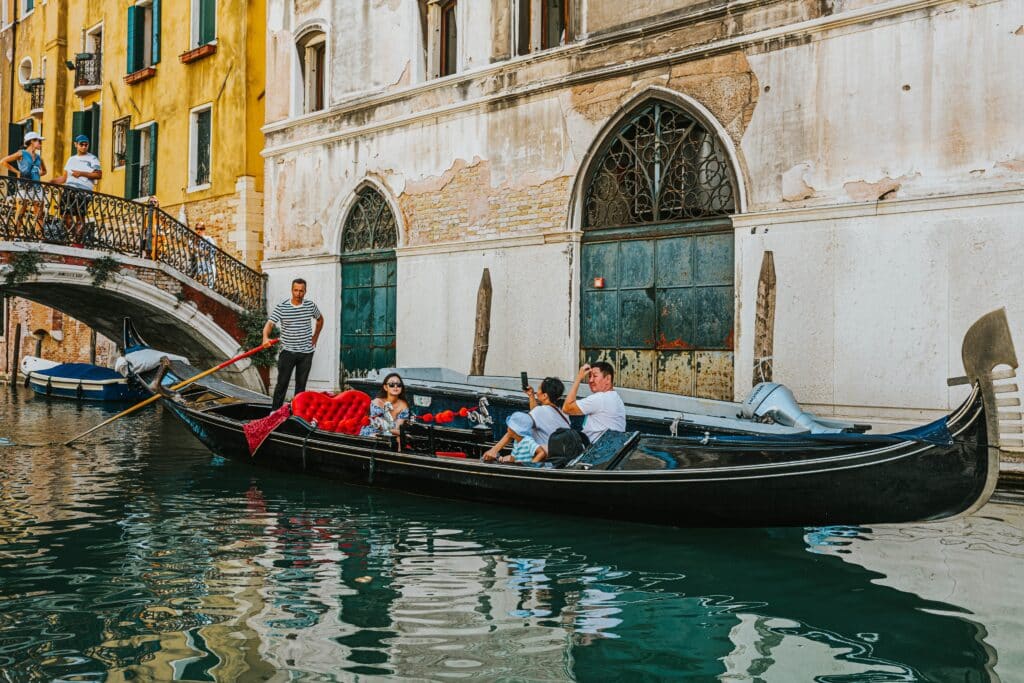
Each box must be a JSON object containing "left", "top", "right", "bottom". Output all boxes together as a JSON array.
[
  {"left": 782, "top": 162, "right": 815, "bottom": 201},
  {"left": 843, "top": 173, "right": 919, "bottom": 202}
]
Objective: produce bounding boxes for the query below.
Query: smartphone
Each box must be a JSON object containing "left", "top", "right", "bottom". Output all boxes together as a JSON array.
[{"left": 520, "top": 372, "right": 529, "bottom": 391}]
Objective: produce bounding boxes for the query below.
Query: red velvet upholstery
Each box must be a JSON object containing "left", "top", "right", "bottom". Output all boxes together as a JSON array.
[{"left": 291, "top": 390, "right": 371, "bottom": 435}]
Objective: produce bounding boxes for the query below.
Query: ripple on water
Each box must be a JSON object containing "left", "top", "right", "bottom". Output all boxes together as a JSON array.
[{"left": 1, "top": 388, "right": 1023, "bottom": 680}]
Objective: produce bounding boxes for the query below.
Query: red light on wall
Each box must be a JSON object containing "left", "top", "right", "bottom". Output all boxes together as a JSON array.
[{"left": 593, "top": 277, "right": 605, "bottom": 289}]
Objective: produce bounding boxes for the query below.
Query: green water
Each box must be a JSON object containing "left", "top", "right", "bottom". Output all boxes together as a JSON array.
[{"left": 1, "top": 387, "right": 1023, "bottom": 681}]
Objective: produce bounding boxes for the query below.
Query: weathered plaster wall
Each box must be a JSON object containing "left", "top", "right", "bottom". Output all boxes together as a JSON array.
[{"left": 263, "top": 0, "right": 1024, "bottom": 424}]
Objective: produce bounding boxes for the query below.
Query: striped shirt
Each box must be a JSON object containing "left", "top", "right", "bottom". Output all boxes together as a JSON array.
[{"left": 269, "top": 299, "right": 322, "bottom": 353}]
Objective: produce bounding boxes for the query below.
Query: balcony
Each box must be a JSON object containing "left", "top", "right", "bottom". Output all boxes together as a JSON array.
[
  {"left": 26, "top": 79, "right": 44, "bottom": 113},
  {"left": 74, "top": 53, "right": 102, "bottom": 94}
]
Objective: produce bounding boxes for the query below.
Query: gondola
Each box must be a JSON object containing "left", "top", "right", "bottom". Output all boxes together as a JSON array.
[{"left": 127, "top": 310, "right": 1017, "bottom": 527}]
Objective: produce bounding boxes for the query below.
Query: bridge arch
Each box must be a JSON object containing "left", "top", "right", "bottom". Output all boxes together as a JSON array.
[{"left": 1, "top": 244, "right": 265, "bottom": 391}]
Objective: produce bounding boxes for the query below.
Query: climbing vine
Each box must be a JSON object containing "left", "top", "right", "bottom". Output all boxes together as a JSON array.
[
  {"left": 2, "top": 251, "right": 43, "bottom": 287},
  {"left": 240, "top": 308, "right": 279, "bottom": 369},
  {"left": 86, "top": 256, "right": 121, "bottom": 287}
]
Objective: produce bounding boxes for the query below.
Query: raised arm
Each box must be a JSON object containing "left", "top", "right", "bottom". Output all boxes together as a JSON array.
[{"left": 562, "top": 365, "right": 591, "bottom": 416}]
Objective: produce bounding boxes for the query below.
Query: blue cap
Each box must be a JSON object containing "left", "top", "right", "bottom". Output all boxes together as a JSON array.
[
  {"left": 73, "top": 135, "right": 90, "bottom": 143},
  {"left": 506, "top": 411, "right": 534, "bottom": 438}
]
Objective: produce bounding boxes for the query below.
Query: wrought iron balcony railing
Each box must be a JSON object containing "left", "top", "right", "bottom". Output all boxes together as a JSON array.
[
  {"left": 75, "top": 53, "right": 102, "bottom": 88},
  {"left": 0, "top": 176, "right": 265, "bottom": 311},
  {"left": 28, "top": 80, "right": 45, "bottom": 111}
]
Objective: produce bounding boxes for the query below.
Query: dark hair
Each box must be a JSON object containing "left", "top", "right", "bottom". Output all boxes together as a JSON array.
[
  {"left": 292, "top": 278, "right": 307, "bottom": 287},
  {"left": 592, "top": 361, "right": 615, "bottom": 381},
  {"left": 539, "top": 377, "right": 564, "bottom": 402},
  {"left": 377, "top": 372, "right": 409, "bottom": 405}
]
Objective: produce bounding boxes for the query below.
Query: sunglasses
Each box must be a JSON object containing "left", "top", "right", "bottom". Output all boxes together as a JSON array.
[{"left": 385, "top": 382, "right": 403, "bottom": 388}]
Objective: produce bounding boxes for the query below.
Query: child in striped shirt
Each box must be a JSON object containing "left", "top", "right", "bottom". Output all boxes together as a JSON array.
[{"left": 497, "top": 412, "right": 546, "bottom": 465}]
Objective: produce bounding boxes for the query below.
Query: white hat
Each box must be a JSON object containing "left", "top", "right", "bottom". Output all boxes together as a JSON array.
[{"left": 23, "top": 131, "right": 44, "bottom": 143}]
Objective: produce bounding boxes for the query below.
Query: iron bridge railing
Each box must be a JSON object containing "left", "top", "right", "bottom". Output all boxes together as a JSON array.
[{"left": 0, "top": 176, "right": 265, "bottom": 310}]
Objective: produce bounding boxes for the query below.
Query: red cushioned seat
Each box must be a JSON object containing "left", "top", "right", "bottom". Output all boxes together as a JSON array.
[{"left": 291, "top": 390, "right": 371, "bottom": 435}]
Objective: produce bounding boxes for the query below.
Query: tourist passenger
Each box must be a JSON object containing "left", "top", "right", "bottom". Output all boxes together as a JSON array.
[
  {"left": 360, "top": 373, "right": 410, "bottom": 437},
  {"left": 486, "top": 412, "right": 545, "bottom": 465},
  {"left": 563, "top": 362, "right": 626, "bottom": 445},
  {"left": 482, "top": 377, "right": 568, "bottom": 460},
  {"left": 263, "top": 278, "right": 324, "bottom": 409},
  {"left": 2, "top": 132, "right": 47, "bottom": 238},
  {"left": 51, "top": 135, "right": 102, "bottom": 246}
]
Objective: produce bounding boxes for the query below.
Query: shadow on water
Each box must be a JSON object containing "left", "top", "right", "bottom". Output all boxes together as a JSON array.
[{"left": 0, "top": 387, "right": 1010, "bottom": 681}]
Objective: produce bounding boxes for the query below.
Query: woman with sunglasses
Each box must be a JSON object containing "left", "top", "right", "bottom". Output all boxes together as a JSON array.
[{"left": 359, "top": 373, "right": 410, "bottom": 437}]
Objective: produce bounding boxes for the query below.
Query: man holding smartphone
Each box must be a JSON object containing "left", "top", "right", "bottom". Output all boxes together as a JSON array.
[{"left": 563, "top": 361, "right": 626, "bottom": 445}]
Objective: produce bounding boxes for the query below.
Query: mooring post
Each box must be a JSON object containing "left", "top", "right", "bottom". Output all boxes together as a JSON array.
[
  {"left": 470, "top": 268, "right": 492, "bottom": 376},
  {"left": 753, "top": 251, "right": 776, "bottom": 386}
]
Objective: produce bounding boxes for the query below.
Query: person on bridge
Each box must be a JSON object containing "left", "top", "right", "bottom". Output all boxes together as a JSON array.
[
  {"left": 263, "top": 278, "right": 324, "bottom": 409},
  {"left": 52, "top": 135, "right": 102, "bottom": 247},
  {"left": 2, "top": 131, "right": 47, "bottom": 239}
]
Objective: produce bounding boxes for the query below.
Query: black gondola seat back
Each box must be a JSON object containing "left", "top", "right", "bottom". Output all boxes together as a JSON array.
[{"left": 568, "top": 431, "right": 641, "bottom": 470}]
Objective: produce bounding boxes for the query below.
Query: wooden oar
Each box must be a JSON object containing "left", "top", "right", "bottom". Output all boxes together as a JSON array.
[{"left": 64, "top": 339, "right": 279, "bottom": 446}]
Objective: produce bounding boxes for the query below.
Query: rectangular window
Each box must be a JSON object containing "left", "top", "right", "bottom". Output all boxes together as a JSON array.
[
  {"left": 541, "top": 0, "right": 568, "bottom": 49},
  {"left": 298, "top": 33, "right": 326, "bottom": 114},
  {"left": 125, "top": 122, "right": 157, "bottom": 199},
  {"left": 72, "top": 104, "right": 101, "bottom": 154},
  {"left": 24, "top": 0, "right": 33, "bottom": 15},
  {"left": 76, "top": 26, "right": 103, "bottom": 88},
  {"left": 192, "top": 0, "right": 216, "bottom": 47},
  {"left": 440, "top": 1, "right": 457, "bottom": 76},
  {"left": 189, "top": 106, "right": 211, "bottom": 188},
  {"left": 515, "top": 0, "right": 531, "bottom": 56},
  {"left": 126, "top": 0, "right": 161, "bottom": 73},
  {"left": 112, "top": 117, "right": 130, "bottom": 168}
]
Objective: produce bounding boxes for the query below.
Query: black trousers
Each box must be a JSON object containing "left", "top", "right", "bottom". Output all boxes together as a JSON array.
[{"left": 272, "top": 350, "right": 314, "bottom": 409}]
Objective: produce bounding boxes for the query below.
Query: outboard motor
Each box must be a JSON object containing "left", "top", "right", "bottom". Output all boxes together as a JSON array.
[{"left": 740, "top": 382, "right": 844, "bottom": 434}]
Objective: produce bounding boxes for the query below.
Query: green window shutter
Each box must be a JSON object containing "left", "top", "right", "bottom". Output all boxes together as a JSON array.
[
  {"left": 200, "top": 0, "right": 216, "bottom": 45},
  {"left": 25, "top": 0, "right": 32, "bottom": 12},
  {"left": 7, "top": 123, "right": 25, "bottom": 177},
  {"left": 151, "top": 0, "right": 161, "bottom": 65},
  {"left": 125, "top": 129, "right": 140, "bottom": 199},
  {"left": 89, "top": 103, "right": 101, "bottom": 152},
  {"left": 126, "top": 6, "right": 137, "bottom": 72},
  {"left": 147, "top": 122, "right": 158, "bottom": 196},
  {"left": 72, "top": 110, "right": 87, "bottom": 140},
  {"left": 8, "top": 123, "right": 25, "bottom": 155}
]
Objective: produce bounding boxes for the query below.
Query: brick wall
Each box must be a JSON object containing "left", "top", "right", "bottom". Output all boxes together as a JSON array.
[{"left": 1, "top": 298, "right": 117, "bottom": 379}]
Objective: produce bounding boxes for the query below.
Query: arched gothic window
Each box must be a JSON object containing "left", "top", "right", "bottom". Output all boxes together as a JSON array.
[
  {"left": 583, "top": 100, "right": 734, "bottom": 229},
  {"left": 342, "top": 187, "right": 397, "bottom": 253}
]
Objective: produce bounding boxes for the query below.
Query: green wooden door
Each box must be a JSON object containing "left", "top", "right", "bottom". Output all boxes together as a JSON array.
[
  {"left": 581, "top": 231, "right": 734, "bottom": 398},
  {"left": 340, "top": 187, "right": 400, "bottom": 379},
  {"left": 341, "top": 257, "right": 397, "bottom": 376}
]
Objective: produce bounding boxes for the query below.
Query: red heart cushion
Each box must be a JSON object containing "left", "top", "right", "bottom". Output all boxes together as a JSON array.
[{"left": 292, "top": 390, "right": 371, "bottom": 435}]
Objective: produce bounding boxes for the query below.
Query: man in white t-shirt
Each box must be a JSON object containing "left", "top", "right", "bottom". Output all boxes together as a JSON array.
[
  {"left": 563, "top": 361, "right": 626, "bottom": 445},
  {"left": 52, "top": 135, "right": 102, "bottom": 245}
]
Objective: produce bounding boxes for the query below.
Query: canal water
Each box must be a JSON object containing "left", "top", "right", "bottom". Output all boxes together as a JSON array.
[{"left": 1, "top": 388, "right": 1023, "bottom": 682}]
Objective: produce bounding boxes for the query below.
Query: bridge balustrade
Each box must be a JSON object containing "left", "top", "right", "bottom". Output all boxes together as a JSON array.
[{"left": 0, "top": 176, "right": 265, "bottom": 310}]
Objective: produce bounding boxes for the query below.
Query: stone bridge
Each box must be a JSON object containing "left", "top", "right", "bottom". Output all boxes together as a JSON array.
[{"left": 1, "top": 178, "right": 267, "bottom": 391}]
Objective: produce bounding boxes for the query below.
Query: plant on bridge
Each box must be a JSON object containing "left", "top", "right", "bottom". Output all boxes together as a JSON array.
[
  {"left": 87, "top": 256, "right": 121, "bottom": 287},
  {"left": 2, "top": 250, "right": 43, "bottom": 287},
  {"left": 240, "top": 308, "right": 279, "bottom": 368}
]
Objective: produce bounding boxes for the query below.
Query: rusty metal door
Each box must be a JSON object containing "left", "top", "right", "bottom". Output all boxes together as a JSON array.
[{"left": 580, "top": 230, "right": 734, "bottom": 399}]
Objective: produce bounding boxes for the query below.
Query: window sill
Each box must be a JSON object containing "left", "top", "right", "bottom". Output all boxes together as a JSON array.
[
  {"left": 179, "top": 42, "right": 217, "bottom": 64},
  {"left": 124, "top": 66, "right": 156, "bottom": 85},
  {"left": 73, "top": 84, "right": 102, "bottom": 96},
  {"left": 187, "top": 182, "right": 211, "bottom": 194},
  {"left": 29, "top": 107, "right": 43, "bottom": 116}
]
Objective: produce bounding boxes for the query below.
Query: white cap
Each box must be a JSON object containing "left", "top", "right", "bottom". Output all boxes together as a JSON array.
[{"left": 23, "top": 131, "right": 44, "bottom": 143}]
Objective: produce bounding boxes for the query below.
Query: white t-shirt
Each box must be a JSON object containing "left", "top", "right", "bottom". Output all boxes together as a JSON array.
[
  {"left": 64, "top": 153, "right": 101, "bottom": 191},
  {"left": 577, "top": 390, "right": 626, "bottom": 444},
  {"left": 530, "top": 404, "right": 571, "bottom": 448}
]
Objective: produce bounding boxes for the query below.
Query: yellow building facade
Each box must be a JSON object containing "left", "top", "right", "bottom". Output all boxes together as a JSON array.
[{"left": 0, "top": 0, "right": 265, "bottom": 266}]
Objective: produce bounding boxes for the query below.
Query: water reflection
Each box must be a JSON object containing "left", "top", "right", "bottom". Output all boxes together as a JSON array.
[{"left": 1, "top": 388, "right": 1021, "bottom": 680}]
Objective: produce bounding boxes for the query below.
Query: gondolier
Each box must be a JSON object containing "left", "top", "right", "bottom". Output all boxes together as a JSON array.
[{"left": 263, "top": 278, "right": 324, "bottom": 409}]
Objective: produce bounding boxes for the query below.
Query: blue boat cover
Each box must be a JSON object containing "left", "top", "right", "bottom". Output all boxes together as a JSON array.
[{"left": 30, "top": 363, "right": 124, "bottom": 382}]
